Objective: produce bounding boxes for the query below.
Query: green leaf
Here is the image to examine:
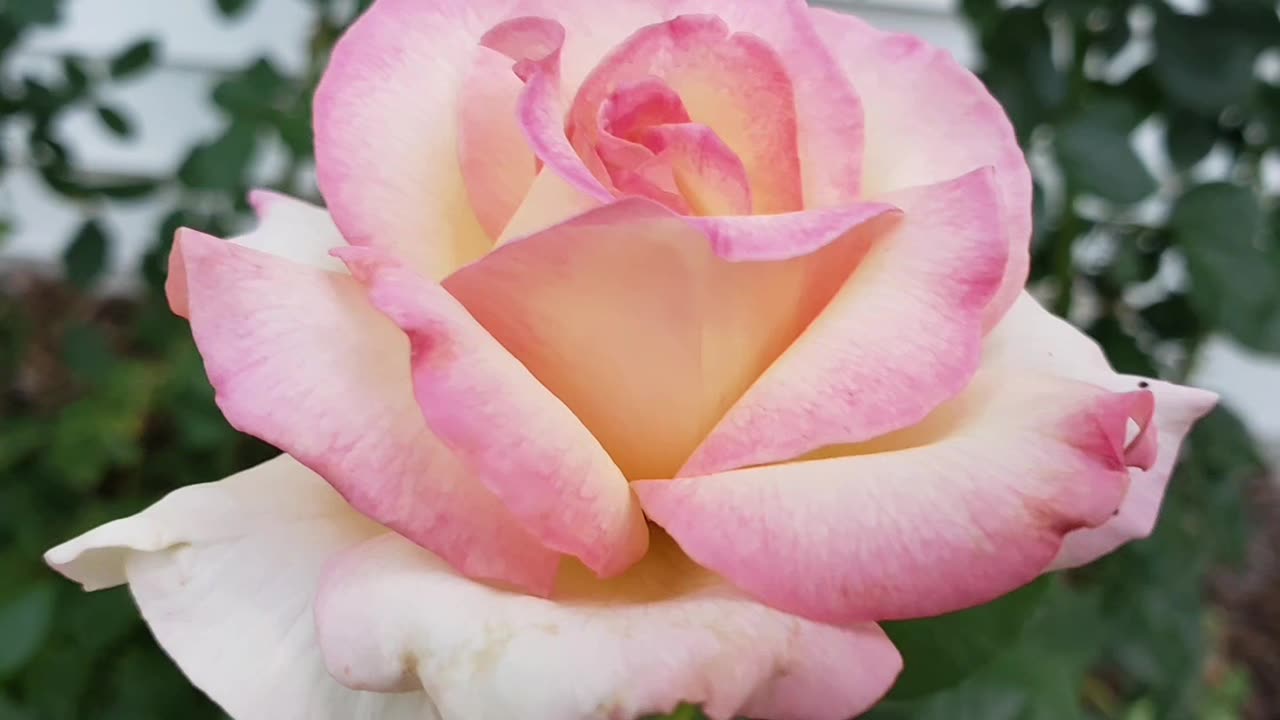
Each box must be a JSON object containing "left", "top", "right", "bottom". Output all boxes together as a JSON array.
[
  {"left": 1140, "top": 293, "right": 1202, "bottom": 341},
  {"left": 1165, "top": 111, "right": 1217, "bottom": 170},
  {"left": 1056, "top": 110, "right": 1157, "bottom": 203},
  {"left": 62, "top": 220, "right": 109, "bottom": 289},
  {"left": 177, "top": 121, "right": 257, "bottom": 190},
  {"left": 868, "top": 683, "right": 1026, "bottom": 720},
  {"left": 0, "top": 692, "right": 35, "bottom": 720},
  {"left": 1172, "top": 182, "right": 1280, "bottom": 352},
  {"left": 215, "top": 0, "right": 254, "bottom": 17},
  {"left": 0, "top": 584, "right": 55, "bottom": 678},
  {"left": 96, "top": 178, "right": 159, "bottom": 199},
  {"left": 882, "top": 577, "right": 1050, "bottom": 699},
  {"left": 1151, "top": 9, "right": 1258, "bottom": 117},
  {"left": 47, "top": 361, "right": 160, "bottom": 491},
  {"left": 870, "top": 581, "right": 1104, "bottom": 720},
  {"left": 211, "top": 58, "right": 287, "bottom": 116},
  {"left": 1102, "top": 233, "right": 1163, "bottom": 289},
  {"left": 1087, "top": 315, "right": 1158, "bottom": 376},
  {"left": 109, "top": 39, "right": 158, "bottom": 79},
  {"left": 62, "top": 323, "right": 116, "bottom": 382},
  {"left": 1092, "top": 5, "right": 1132, "bottom": 57},
  {"left": 639, "top": 704, "right": 708, "bottom": 720},
  {"left": 273, "top": 110, "right": 313, "bottom": 156},
  {"left": 61, "top": 56, "right": 90, "bottom": 96},
  {"left": 7, "top": 0, "right": 61, "bottom": 25},
  {"left": 95, "top": 104, "right": 133, "bottom": 138}
]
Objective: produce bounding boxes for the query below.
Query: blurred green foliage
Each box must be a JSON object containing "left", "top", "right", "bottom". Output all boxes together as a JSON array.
[{"left": 0, "top": 0, "right": 1276, "bottom": 718}]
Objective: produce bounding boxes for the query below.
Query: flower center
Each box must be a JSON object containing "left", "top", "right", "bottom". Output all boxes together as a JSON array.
[{"left": 565, "top": 14, "right": 804, "bottom": 218}]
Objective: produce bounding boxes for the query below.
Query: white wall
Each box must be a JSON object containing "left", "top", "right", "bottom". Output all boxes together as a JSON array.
[{"left": 3, "top": 0, "right": 1277, "bottom": 448}]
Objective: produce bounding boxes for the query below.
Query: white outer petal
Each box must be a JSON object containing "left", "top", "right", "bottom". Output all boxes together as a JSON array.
[
  {"left": 984, "top": 292, "right": 1219, "bottom": 567},
  {"left": 314, "top": 533, "right": 901, "bottom": 720},
  {"left": 236, "top": 190, "right": 348, "bottom": 270},
  {"left": 47, "top": 455, "right": 900, "bottom": 720},
  {"left": 45, "top": 455, "right": 439, "bottom": 720}
]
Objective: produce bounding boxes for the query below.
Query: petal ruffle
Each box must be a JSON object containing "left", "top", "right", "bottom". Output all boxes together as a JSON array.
[
  {"left": 45, "top": 456, "right": 439, "bottom": 720},
  {"left": 170, "top": 226, "right": 561, "bottom": 593},
  {"left": 314, "top": 532, "right": 902, "bottom": 720},
  {"left": 336, "top": 246, "right": 649, "bottom": 578},
  {"left": 682, "top": 169, "right": 1007, "bottom": 476},
  {"left": 982, "top": 293, "right": 1219, "bottom": 568},
  {"left": 812, "top": 8, "right": 1032, "bottom": 328},
  {"left": 636, "top": 371, "right": 1147, "bottom": 624}
]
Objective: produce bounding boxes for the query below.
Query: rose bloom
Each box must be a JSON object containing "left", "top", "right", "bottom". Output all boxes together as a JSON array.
[{"left": 46, "top": 0, "right": 1217, "bottom": 718}]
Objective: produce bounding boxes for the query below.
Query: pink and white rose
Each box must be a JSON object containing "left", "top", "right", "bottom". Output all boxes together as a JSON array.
[{"left": 46, "top": 1, "right": 1217, "bottom": 718}]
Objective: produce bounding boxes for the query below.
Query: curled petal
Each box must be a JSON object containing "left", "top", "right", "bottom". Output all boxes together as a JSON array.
[
  {"left": 627, "top": 123, "right": 754, "bottom": 217},
  {"left": 337, "top": 246, "right": 649, "bottom": 577},
  {"left": 45, "top": 456, "right": 438, "bottom": 720},
  {"left": 594, "top": 80, "right": 753, "bottom": 217},
  {"left": 508, "top": 0, "right": 666, "bottom": 93},
  {"left": 170, "top": 227, "right": 560, "bottom": 593},
  {"left": 984, "top": 294, "right": 1219, "bottom": 568},
  {"left": 568, "top": 14, "right": 802, "bottom": 213},
  {"left": 485, "top": 15, "right": 616, "bottom": 205},
  {"left": 668, "top": 0, "right": 866, "bottom": 206},
  {"left": 683, "top": 169, "right": 1007, "bottom": 476},
  {"left": 637, "top": 373, "right": 1145, "bottom": 624},
  {"left": 812, "top": 8, "right": 1032, "bottom": 328},
  {"left": 314, "top": 532, "right": 902, "bottom": 720},
  {"left": 593, "top": 79, "right": 692, "bottom": 212}
]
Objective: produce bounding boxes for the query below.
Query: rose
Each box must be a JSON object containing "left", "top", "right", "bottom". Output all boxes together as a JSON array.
[{"left": 45, "top": 0, "right": 1217, "bottom": 718}]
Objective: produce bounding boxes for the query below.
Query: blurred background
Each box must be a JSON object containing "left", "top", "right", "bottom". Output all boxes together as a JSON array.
[{"left": 0, "top": 0, "right": 1277, "bottom": 718}]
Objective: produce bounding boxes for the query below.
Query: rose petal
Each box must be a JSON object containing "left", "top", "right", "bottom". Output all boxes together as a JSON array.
[
  {"left": 314, "top": 0, "right": 509, "bottom": 278},
  {"left": 240, "top": 190, "right": 347, "bottom": 271},
  {"left": 45, "top": 455, "right": 437, "bottom": 720},
  {"left": 812, "top": 8, "right": 1032, "bottom": 328},
  {"left": 594, "top": 79, "right": 692, "bottom": 212},
  {"left": 636, "top": 372, "right": 1145, "bottom": 624},
  {"left": 593, "top": 80, "right": 753, "bottom": 217},
  {"left": 667, "top": 0, "right": 866, "bottom": 206},
  {"left": 458, "top": 45, "right": 538, "bottom": 239},
  {"left": 632, "top": 123, "right": 754, "bottom": 217},
  {"left": 314, "top": 532, "right": 901, "bottom": 720},
  {"left": 170, "top": 227, "right": 560, "bottom": 593},
  {"left": 568, "top": 14, "right": 802, "bottom": 213},
  {"left": 167, "top": 192, "right": 343, "bottom": 317},
  {"left": 485, "top": 15, "right": 616, "bottom": 205},
  {"left": 510, "top": 0, "right": 666, "bottom": 93},
  {"left": 688, "top": 203, "right": 897, "bottom": 262},
  {"left": 482, "top": 11, "right": 885, "bottom": 261},
  {"left": 496, "top": 168, "right": 604, "bottom": 243},
  {"left": 444, "top": 197, "right": 892, "bottom": 479},
  {"left": 337, "top": 246, "right": 649, "bottom": 577},
  {"left": 682, "top": 169, "right": 1007, "bottom": 476},
  {"left": 983, "top": 293, "right": 1219, "bottom": 568}
]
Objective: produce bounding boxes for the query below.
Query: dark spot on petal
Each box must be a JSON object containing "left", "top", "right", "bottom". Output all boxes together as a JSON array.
[{"left": 1138, "top": 381, "right": 1149, "bottom": 388}]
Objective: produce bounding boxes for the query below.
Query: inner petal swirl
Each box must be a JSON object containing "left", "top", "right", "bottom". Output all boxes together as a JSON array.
[{"left": 568, "top": 14, "right": 803, "bottom": 215}]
